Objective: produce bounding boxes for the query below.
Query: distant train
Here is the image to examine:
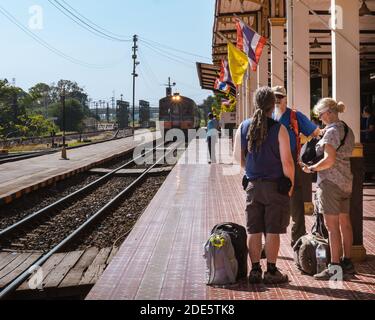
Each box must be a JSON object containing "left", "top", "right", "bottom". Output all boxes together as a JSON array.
[{"left": 159, "top": 94, "right": 200, "bottom": 131}]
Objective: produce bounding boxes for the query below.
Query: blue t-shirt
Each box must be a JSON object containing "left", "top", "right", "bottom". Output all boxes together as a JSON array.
[
  {"left": 273, "top": 108, "right": 317, "bottom": 154},
  {"left": 240, "top": 118, "right": 284, "bottom": 180},
  {"left": 207, "top": 119, "right": 219, "bottom": 137}
]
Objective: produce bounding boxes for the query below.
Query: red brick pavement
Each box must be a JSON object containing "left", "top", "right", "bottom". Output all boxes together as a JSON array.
[{"left": 87, "top": 141, "right": 375, "bottom": 300}]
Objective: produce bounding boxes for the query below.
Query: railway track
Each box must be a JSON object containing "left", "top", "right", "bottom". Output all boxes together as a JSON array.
[
  {"left": 0, "top": 139, "right": 182, "bottom": 299},
  {"left": 0, "top": 128, "right": 144, "bottom": 165}
]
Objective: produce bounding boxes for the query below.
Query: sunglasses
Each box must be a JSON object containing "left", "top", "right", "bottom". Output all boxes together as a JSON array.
[
  {"left": 318, "top": 110, "right": 329, "bottom": 119},
  {"left": 275, "top": 95, "right": 285, "bottom": 100}
]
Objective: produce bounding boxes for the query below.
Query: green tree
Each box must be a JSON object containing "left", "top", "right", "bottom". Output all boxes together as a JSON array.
[
  {"left": 27, "top": 83, "right": 51, "bottom": 112},
  {"left": 50, "top": 98, "right": 85, "bottom": 132},
  {"left": 198, "top": 95, "right": 216, "bottom": 125},
  {"left": 0, "top": 79, "right": 28, "bottom": 137},
  {"left": 16, "top": 114, "right": 57, "bottom": 137},
  {"left": 50, "top": 80, "right": 88, "bottom": 106}
]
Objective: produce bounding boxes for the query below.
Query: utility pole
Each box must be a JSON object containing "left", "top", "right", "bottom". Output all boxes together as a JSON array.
[
  {"left": 165, "top": 77, "right": 176, "bottom": 97},
  {"left": 61, "top": 87, "right": 68, "bottom": 160},
  {"left": 132, "top": 34, "right": 139, "bottom": 135},
  {"left": 106, "top": 102, "right": 110, "bottom": 122},
  {"left": 111, "top": 94, "right": 115, "bottom": 124}
]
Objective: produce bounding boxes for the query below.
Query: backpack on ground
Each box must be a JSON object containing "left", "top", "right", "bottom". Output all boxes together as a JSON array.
[
  {"left": 203, "top": 230, "right": 238, "bottom": 285},
  {"left": 293, "top": 234, "right": 331, "bottom": 276},
  {"left": 211, "top": 223, "right": 248, "bottom": 280}
]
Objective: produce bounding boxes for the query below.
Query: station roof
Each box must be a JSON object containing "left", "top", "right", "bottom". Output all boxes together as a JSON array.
[
  {"left": 198, "top": 0, "right": 375, "bottom": 91},
  {"left": 196, "top": 62, "right": 220, "bottom": 91}
]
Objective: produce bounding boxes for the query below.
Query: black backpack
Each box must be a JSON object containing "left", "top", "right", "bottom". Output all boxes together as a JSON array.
[
  {"left": 211, "top": 223, "right": 248, "bottom": 280},
  {"left": 300, "top": 121, "right": 349, "bottom": 166}
]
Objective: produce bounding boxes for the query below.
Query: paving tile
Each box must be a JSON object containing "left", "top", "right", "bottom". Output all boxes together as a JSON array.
[{"left": 87, "top": 139, "right": 375, "bottom": 300}]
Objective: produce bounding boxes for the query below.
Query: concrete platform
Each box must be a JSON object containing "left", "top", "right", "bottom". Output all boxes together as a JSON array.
[
  {"left": 0, "top": 130, "right": 158, "bottom": 206},
  {"left": 86, "top": 138, "right": 375, "bottom": 300}
]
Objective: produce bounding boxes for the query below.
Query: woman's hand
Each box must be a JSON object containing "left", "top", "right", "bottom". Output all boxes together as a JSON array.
[{"left": 302, "top": 165, "right": 315, "bottom": 174}]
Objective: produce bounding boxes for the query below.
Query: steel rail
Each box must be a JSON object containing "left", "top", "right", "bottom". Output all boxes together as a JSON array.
[
  {"left": 0, "top": 139, "right": 164, "bottom": 239},
  {"left": 0, "top": 140, "right": 182, "bottom": 300}
]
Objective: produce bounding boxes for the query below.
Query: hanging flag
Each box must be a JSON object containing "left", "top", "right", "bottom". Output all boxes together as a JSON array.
[
  {"left": 236, "top": 19, "right": 267, "bottom": 72},
  {"left": 214, "top": 78, "right": 230, "bottom": 93},
  {"left": 221, "top": 98, "right": 230, "bottom": 106},
  {"left": 219, "top": 59, "right": 233, "bottom": 85},
  {"left": 227, "top": 42, "right": 249, "bottom": 85}
]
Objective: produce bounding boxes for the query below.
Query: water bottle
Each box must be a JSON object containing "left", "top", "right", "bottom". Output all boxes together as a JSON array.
[{"left": 316, "top": 243, "right": 327, "bottom": 274}]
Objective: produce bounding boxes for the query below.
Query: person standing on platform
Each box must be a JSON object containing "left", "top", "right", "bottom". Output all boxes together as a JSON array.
[
  {"left": 235, "top": 87, "right": 295, "bottom": 284},
  {"left": 361, "top": 106, "right": 375, "bottom": 143},
  {"left": 206, "top": 113, "right": 219, "bottom": 164},
  {"left": 272, "top": 86, "right": 321, "bottom": 247},
  {"left": 301, "top": 98, "right": 355, "bottom": 280}
]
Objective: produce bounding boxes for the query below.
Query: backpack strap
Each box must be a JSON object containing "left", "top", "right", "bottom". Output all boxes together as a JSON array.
[
  {"left": 290, "top": 109, "right": 301, "bottom": 159},
  {"left": 337, "top": 121, "right": 349, "bottom": 151}
]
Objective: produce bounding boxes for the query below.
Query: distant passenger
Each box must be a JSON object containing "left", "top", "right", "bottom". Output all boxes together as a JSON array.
[
  {"left": 361, "top": 106, "right": 375, "bottom": 143},
  {"left": 272, "top": 86, "right": 321, "bottom": 247},
  {"left": 207, "top": 113, "right": 219, "bottom": 164},
  {"left": 302, "top": 98, "right": 355, "bottom": 280},
  {"left": 235, "top": 86, "right": 295, "bottom": 284}
]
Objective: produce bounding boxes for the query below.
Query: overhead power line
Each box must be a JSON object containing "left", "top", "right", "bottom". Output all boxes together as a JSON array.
[
  {"left": 0, "top": 4, "right": 126, "bottom": 69},
  {"left": 47, "top": 0, "right": 131, "bottom": 42},
  {"left": 139, "top": 36, "right": 211, "bottom": 61},
  {"left": 140, "top": 41, "right": 196, "bottom": 69},
  {"left": 59, "top": 0, "right": 130, "bottom": 39}
]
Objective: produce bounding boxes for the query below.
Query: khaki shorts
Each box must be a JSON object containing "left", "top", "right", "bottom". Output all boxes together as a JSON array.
[
  {"left": 315, "top": 180, "right": 351, "bottom": 215},
  {"left": 245, "top": 181, "right": 290, "bottom": 234}
]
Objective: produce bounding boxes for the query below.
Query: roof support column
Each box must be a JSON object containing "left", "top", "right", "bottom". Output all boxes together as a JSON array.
[
  {"left": 321, "top": 59, "right": 330, "bottom": 98},
  {"left": 257, "top": 48, "right": 269, "bottom": 88},
  {"left": 268, "top": 18, "right": 286, "bottom": 88},
  {"left": 246, "top": 68, "right": 258, "bottom": 118},
  {"left": 331, "top": 0, "right": 360, "bottom": 142},
  {"left": 287, "top": 0, "right": 311, "bottom": 116},
  {"left": 331, "top": 0, "right": 365, "bottom": 262}
]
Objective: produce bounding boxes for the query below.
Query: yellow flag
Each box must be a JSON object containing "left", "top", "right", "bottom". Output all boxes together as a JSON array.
[{"left": 227, "top": 42, "right": 249, "bottom": 85}]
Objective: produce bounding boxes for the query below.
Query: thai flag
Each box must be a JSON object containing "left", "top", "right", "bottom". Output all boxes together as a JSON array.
[
  {"left": 214, "top": 78, "right": 230, "bottom": 93},
  {"left": 236, "top": 19, "right": 267, "bottom": 71},
  {"left": 219, "top": 59, "right": 233, "bottom": 85}
]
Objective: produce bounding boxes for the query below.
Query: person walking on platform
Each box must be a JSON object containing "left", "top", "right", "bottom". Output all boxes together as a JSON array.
[
  {"left": 236, "top": 87, "right": 295, "bottom": 284},
  {"left": 206, "top": 113, "right": 219, "bottom": 164},
  {"left": 272, "top": 86, "right": 321, "bottom": 247},
  {"left": 302, "top": 98, "right": 355, "bottom": 280}
]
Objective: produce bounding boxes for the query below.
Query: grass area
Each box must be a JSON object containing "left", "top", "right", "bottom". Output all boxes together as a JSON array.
[
  {"left": 6, "top": 132, "right": 115, "bottom": 152},
  {"left": 7, "top": 144, "right": 51, "bottom": 153}
]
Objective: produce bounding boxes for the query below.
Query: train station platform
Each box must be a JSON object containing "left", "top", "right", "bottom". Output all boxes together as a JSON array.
[
  {"left": 0, "top": 130, "right": 158, "bottom": 206},
  {"left": 87, "top": 138, "right": 375, "bottom": 300}
]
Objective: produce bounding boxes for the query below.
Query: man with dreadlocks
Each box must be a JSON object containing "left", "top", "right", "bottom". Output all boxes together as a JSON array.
[{"left": 236, "top": 86, "right": 295, "bottom": 284}]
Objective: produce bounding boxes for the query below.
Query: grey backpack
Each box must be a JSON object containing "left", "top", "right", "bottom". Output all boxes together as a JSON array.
[
  {"left": 203, "top": 230, "right": 238, "bottom": 285},
  {"left": 293, "top": 234, "right": 331, "bottom": 276}
]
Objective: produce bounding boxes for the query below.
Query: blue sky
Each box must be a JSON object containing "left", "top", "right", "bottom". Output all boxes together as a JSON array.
[{"left": 0, "top": 0, "right": 215, "bottom": 107}]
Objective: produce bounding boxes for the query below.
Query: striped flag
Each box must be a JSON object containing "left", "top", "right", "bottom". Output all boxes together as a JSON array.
[
  {"left": 236, "top": 19, "right": 267, "bottom": 72},
  {"left": 214, "top": 78, "right": 230, "bottom": 93},
  {"left": 219, "top": 59, "right": 233, "bottom": 85}
]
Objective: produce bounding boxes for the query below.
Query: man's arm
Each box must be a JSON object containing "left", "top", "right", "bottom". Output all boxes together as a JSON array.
[
  {"left": 279, "top": 125, "right": 295, "bottom": 196},
  {"left": 312, "top": 127, "right": 322, "bottom": 137},
  {"left": 297, "top": 111, "right": 321, "bottom": 137},
  {"left": 233, "top": 123, "right": 245, "bottom": 169}
]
